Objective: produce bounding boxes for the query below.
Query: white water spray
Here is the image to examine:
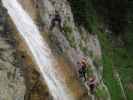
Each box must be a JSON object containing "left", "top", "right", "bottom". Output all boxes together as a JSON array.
[{"left": 2, "top": 0, "right": 74, "bottom": 100}]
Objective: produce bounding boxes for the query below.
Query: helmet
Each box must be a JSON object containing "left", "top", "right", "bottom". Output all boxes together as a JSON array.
[
  {"left": 89, "top": 76, "right": 96, "bottom": 82},
  {"left": 80, "top": 59, "right": 86, "bottom": 65}
]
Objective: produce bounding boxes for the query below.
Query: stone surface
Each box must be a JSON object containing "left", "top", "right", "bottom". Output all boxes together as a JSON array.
[
  {"left": 0, "top": 1, "right": 26, "bottom": 100},
  {"left": 0, "top": 0, "right": 111, "bottom": 99},
  {"left": 0, "top": 37, "right": 26, "bottom": 100}
]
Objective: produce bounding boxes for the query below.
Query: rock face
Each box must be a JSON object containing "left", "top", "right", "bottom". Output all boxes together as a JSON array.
[
  {"left": 35, "top": 0, "right": 110, "bottom": 99},
  {"left": 0, "top": 1, "right": 53, "bottom": 100},
  {"left": 36, "top": 0, "right": 102, "bottom": 66},
  {"left": 0, "top": 37, "right": 26, "bottom": 100},
  {"left": 37, "top": 0, "right": 103, "bottom": 82},
  {"left": 1, "top": 0, "right": 111, "bottom": 100},
  {"left": 0, "top": 2, "right": 26, "bottom": 100}
]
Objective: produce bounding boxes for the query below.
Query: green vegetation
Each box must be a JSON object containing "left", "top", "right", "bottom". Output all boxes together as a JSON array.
[
  {"left": 68, "top": 0, "right": 97, "bottom": 33},
  {"left": 113, "top": 47, "right": 133, "bottom": 100},
  {"left": 98, "top": 31, "right": 133, "bottom": 100},
  {"left": 63, "top": 24, "right": 77, "bottom": 48},
  {"left": 79, "top": 40, "right": 88, "bottom": 55},
  {"left": 97, "top": 1, "right": 133, "bottom": 99},
  {"left": 68, "top": 0, "right": 133, "bottom": 99},
  {"left": 94, "top": 0, "right": 128, "bottom": 35},
  {"left": 69, "top": 0, "right": 128, "bottom": 35},
  {"left": 95, "top": 86, "right": 108, "bottom": 100},
  {"left": 97, "top": 32, "right": 123, "bottom": 100}
]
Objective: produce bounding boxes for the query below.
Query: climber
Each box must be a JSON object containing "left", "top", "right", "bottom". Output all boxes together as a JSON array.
[
  {"left": 78, "top": 67, "right": 83, "bottom": 80},
  {"left": 77, "top": 58, "right": 87, "bottom": 81},
  {"left": 88, "top": 76, "right": 97, "bottom": 94},
  {"left": 50, "top": 10, "right": 63, "bottom": 32},
  {"left": 80, "top": 58, "right": 87, "bottom": 70},
  {"left": 81, "top": 60, "right": 87, "bottom": 81}
]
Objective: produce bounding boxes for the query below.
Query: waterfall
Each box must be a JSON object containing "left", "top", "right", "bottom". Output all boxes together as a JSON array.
[{"left": 2, "top": 0, "right": 74, "bottom": 100}]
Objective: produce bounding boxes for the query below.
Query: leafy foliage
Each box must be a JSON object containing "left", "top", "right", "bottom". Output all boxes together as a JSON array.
[
  {"left": 93, "top": 0, "right": 128, "bottom": 35},
  {"left": 68, "top": 0, "right": 96, "bottom": 32},
  {"left": 69, "top": 0, "right": 128, "bottom": 35},
  {"left": 63, "top": 24, "right": 77, "bottom": 48}
]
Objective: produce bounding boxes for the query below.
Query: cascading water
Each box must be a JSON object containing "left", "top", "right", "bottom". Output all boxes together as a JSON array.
[{"left": 2, "top": 0, "right": 74, "bottom": 100}]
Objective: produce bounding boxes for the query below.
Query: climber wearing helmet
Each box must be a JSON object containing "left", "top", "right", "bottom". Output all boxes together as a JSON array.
[
  {"left": 50, "top": 10, "right": 63, "bottom": 32},
  {"left": 80, "top": 58, "right": 87, "bottom": 69},
  {"left": 77, "top": 58, "right": 87, "bottom": 81},
  {"left": 88, "top": 76, "right": 97, "bottom": 94}
]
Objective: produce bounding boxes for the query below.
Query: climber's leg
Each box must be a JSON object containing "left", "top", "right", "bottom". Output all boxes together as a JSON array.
[{"left": 89, "top": 84, "right": 95, "bottom": 94}]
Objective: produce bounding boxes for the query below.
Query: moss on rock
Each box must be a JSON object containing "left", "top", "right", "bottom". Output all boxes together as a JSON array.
[{"left": 63, "top": 24, "right": 77, "bottom": 48}]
